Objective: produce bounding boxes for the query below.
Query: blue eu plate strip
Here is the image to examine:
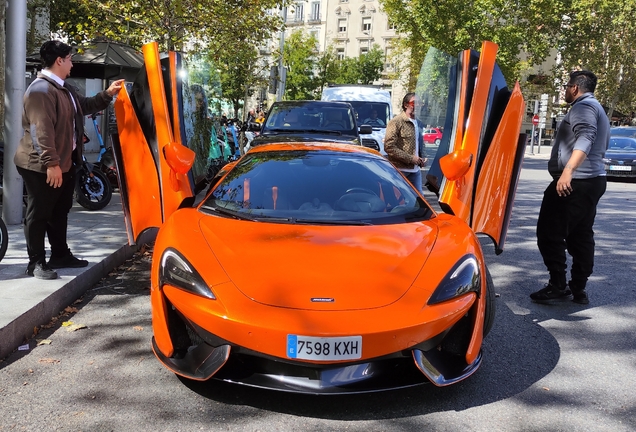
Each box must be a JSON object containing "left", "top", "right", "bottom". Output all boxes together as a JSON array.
[{"left": 287, "top": 335, "right": 297, "bottom": 358}]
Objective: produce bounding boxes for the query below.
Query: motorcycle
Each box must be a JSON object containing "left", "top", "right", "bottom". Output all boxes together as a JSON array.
[{"left": 75, "top": 133, "right": 112, "bottom": 211}]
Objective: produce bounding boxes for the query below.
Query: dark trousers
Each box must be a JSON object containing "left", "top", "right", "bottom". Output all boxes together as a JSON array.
[
  {"left": 536, "top": 176, "right": 606, "bottom": 290},
  {"left": 17, "top": 166, "right": 76, "bottom": 265}
]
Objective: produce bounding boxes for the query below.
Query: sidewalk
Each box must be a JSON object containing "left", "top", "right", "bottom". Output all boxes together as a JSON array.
[{"left": 0, "top": 191, "right": 151, "bottom": 360}]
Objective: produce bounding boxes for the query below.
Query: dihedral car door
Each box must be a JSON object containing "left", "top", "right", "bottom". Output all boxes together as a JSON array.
[
  {"left": 417, "top": 41, "right": 525, "bottom": 253},
  {"left": 114, "top": 42, "right": 194, "bottom": 244}
]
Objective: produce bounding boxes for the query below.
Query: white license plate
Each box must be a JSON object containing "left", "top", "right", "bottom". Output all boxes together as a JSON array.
[
  {"left": 287, "top": 335, "right": 362, "bottom": 361},
  {"left": 610, "top": 165, "right": 631, "bottom": 171}
]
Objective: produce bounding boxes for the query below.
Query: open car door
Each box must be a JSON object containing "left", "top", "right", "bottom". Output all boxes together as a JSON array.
[
  {"left": 421, "top": 41, "right": 526, "bottom": 254},
  {"left": 114, "top": 42, "right": 207, "bottom": 244}
]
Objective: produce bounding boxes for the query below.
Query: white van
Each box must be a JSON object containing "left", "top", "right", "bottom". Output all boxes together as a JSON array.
[{"left": 321, "top": 85, "right": 393, "bottom": 155}]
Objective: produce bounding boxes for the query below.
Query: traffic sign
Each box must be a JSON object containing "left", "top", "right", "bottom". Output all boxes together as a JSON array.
[{"left": 532, "top": 115, "right": 539, "bottom": 126}]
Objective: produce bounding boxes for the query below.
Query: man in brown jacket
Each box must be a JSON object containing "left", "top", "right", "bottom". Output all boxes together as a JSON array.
[
  {"left": 15, "top": 40, "right": 124, "bottom": 279},
  {"left": 384, "top": 92, "right": 427, "bottom": 192}
]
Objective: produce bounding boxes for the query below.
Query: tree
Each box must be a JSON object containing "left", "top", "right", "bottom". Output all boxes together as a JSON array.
[
  {"left": 50, "top": 0, "right": 285, "bottom": 55},
  {"left": 215, "top": 43, "right": 268, "bottom": 118},
  {"left": 356, "top": 45, "right": 385, "bottom": 84},
  {"left": 283, "top": 29, "right": 319, "bottom": 100},
  {"left": 557, "top": 0, "right": 636, "bottom": 118},
  {"left": 379, "top": 0, "right": 564, "bottom": 87}
]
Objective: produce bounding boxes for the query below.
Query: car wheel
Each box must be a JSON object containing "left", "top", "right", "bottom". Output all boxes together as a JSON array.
[
  {"left": 434, "top": 138, "right": 441, "bottom": 145},
  {"left": 483, "top": 267, "right": 496, "bottom": 337}
]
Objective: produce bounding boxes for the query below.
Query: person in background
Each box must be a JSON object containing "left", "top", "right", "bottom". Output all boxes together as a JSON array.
[
  {"left": 363, "top": 108, "right": 385, "bottom": 127},
  {"left": 530, "top": 70, "right": 609, "bottom": 305},
  {"left": 255, "top": 111, "right": 265, "bottom": 124},
  {"left": 384, "top": 92, "right": 426, "bottom": 193},
  {"left": 14, "top": 40, "right": 124, "bottom": 280}
]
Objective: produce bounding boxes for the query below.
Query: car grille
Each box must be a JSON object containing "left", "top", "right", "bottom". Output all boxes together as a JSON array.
[{"left": 361, "top": 139, "right": 380, "bottom": 151}]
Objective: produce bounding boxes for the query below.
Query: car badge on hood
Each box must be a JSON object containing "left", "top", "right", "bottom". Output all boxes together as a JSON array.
[{"left": 311, "top": 298, "right": 335, "bottom": 303}]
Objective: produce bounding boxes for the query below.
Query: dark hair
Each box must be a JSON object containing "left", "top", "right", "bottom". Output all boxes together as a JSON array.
[
  {"left": 40, "top": 40, "right": 73, "bottom": 68},
  {"left": 402, "top": 92, "right": 415, "bottom": 111},
  {"left": 570, "top": 70, "right": 598, "bottom": 93}
]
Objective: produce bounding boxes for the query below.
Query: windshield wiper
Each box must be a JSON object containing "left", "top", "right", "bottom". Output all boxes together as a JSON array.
[
  {"left": 202, "top": 205, "right": 255, "bottom": 221},
  {"left": 293, "top": 218, "right": 372, "bottom": 226}
]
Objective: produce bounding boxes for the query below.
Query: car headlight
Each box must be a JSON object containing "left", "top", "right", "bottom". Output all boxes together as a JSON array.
[
  {"left": 160, "top": 248, "right": 216, "bottom": 299},
  {"left": 427, "top": 255, "right": 480, "bottom": 305}
]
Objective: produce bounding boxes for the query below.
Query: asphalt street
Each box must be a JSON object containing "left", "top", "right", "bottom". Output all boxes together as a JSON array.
[{"left": 0, "top": 151, "right": 635, "bottom": 431}]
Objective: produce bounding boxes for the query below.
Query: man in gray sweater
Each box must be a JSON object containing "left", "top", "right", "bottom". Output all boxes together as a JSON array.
[{"left": 530, "top": 70, "right": 609, "bottom": 305}]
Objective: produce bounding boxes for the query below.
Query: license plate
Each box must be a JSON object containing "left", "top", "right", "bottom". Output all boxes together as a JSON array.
[
  {"left": 610, "top": 165, "right": 631, "bottom": 171},
  {"left": 287, "top": 335, "right": 362, "bottom": 361}
]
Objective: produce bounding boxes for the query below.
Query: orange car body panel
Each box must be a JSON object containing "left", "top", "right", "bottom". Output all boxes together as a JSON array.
[
  {"left": 113, "top": 88, "right": 162, "bottom": 243},
  {"left": 472, "top": 82, "right": 526, "bottom": 246},
  {"left": 439, "top": 41, "right": 498, "bottom": 223},
  {"left": 150, "top": 208, "right": 485, "bottom": 362},
  {"left": 141, "top": 43, "right": 192, "bottom": 218}
]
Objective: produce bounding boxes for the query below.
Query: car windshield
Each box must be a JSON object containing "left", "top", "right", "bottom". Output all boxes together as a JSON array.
[
  {"left": 610, "top": 127, "right": 636, "bottom": 138},
  {"left": 200, "top": 150, "right": 433, "bottom": 225},
  {"left": 263, "top": 103, "right": 357, "bottom": 135},
  {"left": 608, "top": 137, "right": 636, "bottom": 151},
  {"left": 345, "top": 101, "right": 390, "bottom": 127}
]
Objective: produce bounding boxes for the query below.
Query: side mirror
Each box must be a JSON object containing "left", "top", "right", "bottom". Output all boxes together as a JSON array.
[
  {"left": 359, "top": 125, "right": 373, "bottom": 135},
  {"left": 439, "top": 148, "right": 473, "bottom": 181}
]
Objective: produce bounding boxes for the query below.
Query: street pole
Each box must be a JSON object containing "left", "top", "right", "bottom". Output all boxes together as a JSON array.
[
  {"left": 3, "top": 0, "right": 27, "bottom": 225},
  {"left": 276, "top": 7, "right": 287, "bottom": 102}
]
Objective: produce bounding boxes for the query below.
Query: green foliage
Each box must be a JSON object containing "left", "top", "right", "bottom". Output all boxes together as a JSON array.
[
  {"left": 379, "top": 0, "right": 564, "bottom": 86},
  {"left": 558, "top": 0, "right": 636, "bottom": 118},
  {"left": 283, "top": 30, "right": 319, "bottom": 100},
  {"left": 50, "top": 0, "right": 285, "bottom": 55}
]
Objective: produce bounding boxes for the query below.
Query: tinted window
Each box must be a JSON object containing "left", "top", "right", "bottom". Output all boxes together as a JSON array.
[
  {"left": 201, "top": 150, "right": 433, "bottom": 225},
  {"left": 608, "top": 137, "right": 636, "bottom": 151}
]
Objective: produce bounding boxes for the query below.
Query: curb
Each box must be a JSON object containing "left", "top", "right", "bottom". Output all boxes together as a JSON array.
[{"left": 0, "top": 230, "right": 156, "bottom": 360}]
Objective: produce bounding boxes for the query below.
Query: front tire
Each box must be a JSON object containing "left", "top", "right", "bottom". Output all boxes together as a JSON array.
[
  {"left": 0, "top": 217, "right": 8, "bottom": 262},
  {"left": 483, "top": 267, "right": 496, "bottom": 337},
  {"left": 75, "top": 167, "right": 112, "bottom": 210}
]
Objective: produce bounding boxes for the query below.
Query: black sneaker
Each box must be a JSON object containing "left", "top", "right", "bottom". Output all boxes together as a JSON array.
[
  {"left": 530, "top": 282, "right": 572, "bottom": 304},
  {"left": 48, "top": 252, "right": 89, "bottom": 269},
  {"left": 572, "top": 290, "right": 589, "bottom": 305},
  {"left": 26, "top": 262, "right": 58, "bottom": 280}
]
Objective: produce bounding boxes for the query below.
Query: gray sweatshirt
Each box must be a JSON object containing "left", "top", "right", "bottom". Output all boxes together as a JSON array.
[{"left": 548, "top": 93, "right": 610, "bottom": 179}]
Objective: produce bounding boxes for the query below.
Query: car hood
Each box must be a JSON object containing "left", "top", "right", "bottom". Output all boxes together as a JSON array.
[
  {"left": 605, "top": 151, "right": 636, "bottom": 160},
  {"left": 252, "top": 133, "right": 360, "bottom": 146},
  {"left": 198, "top": 216, "right": 438, "bottom": 311}
]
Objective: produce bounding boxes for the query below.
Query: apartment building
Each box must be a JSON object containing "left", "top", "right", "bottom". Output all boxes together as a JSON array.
[{"left": 264, "top": 0, "right": 406, "bottom": 112}]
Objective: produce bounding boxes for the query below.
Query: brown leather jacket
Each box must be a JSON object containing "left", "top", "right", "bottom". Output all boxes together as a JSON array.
[
  {"left": 384, "top": 112, "right": 418, "bottom": 170},
  {"left": 15, "top": 73, "right": 113, "bottom": 173}
]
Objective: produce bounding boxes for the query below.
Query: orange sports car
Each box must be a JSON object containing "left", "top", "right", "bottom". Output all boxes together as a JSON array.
[{"left": 113, "top": 41, "right": 525, "bottom": 393}]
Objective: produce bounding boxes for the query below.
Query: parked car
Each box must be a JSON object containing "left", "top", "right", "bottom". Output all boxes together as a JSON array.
[
  {"left": 603, "top": 136, "right": 636, "bottom": 178},
  {"left": 248, "top": 100, "right": 371, "bottom": 149},
  {"left": 321, "top": 85, "right": 393, "bottom": 154},
  {"left": 610, "top": 126, "right": 636, "bottom": 138},
  {"left": 113, "top": 40, "right": 526, "bottom": 393},
  {"left": 423, "top": 127, "right": 443, "bottom": 145}
]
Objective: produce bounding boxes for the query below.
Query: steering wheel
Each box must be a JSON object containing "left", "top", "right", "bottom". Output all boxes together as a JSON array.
[{"left": 344, "top": 187, "right": 378, "bottom": 196}]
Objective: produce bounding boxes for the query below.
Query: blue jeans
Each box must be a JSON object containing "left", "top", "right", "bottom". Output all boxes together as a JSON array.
[{"left": 403, "top": 169, "right": 423, "bottom": 194}]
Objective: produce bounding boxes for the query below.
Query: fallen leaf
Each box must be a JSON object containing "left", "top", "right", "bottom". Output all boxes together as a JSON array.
[
  {"left": 72, "top": 299, "right": 83, "bottom": 305},
  {"left": 542, "top": 387, "right": 550, "bottom": 391},
  {"left": 36, "top": 339, "right": 52, "bottom": 346},
  {"left": 66, "top": 323, "right": 87, "bottom": 332},
  {"left": 27, "top": 369, "right": 34, "bottom": 374},
  {"left": 64, "top": 307, "right": 79, "bottom": 314},
  {"left": 33, "top": 327, "right": 39, "bottom": 336},
  {"left": 61, "top": 321, "right": 74, "bottom": 327},
  {"left": 133, "top": 326, "right": 144, "bottom": 332},
  {"left": 38, "top": 358, "right": 60, "bottom": 364}
]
